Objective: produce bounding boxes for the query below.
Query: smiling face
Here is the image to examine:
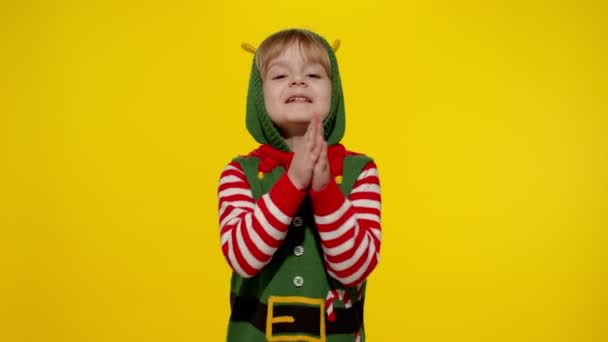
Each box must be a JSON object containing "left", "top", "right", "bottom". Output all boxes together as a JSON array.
[{"left": 261, "top": 43, "right": 332, "bottom": 137}]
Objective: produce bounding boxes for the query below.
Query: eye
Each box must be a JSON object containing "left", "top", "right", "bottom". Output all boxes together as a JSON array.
[
  {"left": 272, "top": 74, "right": 286, "bottom": 80},
  {"left": 307, "top": 74, "right": 321, "bottom": 78}
]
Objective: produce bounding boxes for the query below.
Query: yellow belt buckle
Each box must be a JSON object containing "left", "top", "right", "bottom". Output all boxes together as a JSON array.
[{"left": 266, "top": 296, "right": 326, "bottom": 342}]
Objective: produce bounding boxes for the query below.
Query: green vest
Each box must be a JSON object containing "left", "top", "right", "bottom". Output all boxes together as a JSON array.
[{"left": 226, "top": 154, "right": 372, "bottom": 342}]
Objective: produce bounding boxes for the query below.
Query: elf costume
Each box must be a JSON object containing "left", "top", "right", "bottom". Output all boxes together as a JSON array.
[{"left": 218, "top": 30, "right": 382, "bottom": 342}]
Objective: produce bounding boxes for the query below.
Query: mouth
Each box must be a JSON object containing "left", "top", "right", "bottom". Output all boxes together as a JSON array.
[{"left": 285, "top": 95, "right": 313, "bottom": 104}]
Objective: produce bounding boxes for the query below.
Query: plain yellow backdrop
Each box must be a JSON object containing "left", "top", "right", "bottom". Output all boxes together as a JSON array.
[{"left": 1, "top": 0, "right": 606, "bottom": 341}]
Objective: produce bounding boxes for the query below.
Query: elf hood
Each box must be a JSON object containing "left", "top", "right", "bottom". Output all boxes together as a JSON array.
[{"left": 245, "top": 30, "right": 346, "bottom": 152}]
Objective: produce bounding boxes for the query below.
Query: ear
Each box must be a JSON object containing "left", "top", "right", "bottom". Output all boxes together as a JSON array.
[
  {"left": 241, "top": 43, "right": 256, "bottom": 54},
  {"left": 332, "top": 40, "right": 341, "bottom": 52}
]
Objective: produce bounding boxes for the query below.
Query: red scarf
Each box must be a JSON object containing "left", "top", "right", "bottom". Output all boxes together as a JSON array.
[{"left": 247, "top": 143, "right": 358, "bottom": 177}]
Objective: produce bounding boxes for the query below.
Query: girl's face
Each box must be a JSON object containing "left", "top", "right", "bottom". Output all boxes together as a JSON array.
[{"left": 262, "top": 43, "right": 332, "bottom": 136}]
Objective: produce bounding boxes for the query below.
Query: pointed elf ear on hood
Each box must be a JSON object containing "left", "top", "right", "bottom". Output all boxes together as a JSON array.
[{"left": 241, "top": 30, "right": 346, "bottom": 152}]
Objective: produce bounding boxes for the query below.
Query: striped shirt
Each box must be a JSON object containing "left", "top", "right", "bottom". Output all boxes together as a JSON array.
[{"left": 218, "top": 160, "right": 381, "bottom": 287}]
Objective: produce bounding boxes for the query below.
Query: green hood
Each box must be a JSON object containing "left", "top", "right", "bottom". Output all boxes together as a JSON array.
[{"left": 245, "top": 30, "right": 345, "bottom": 152}]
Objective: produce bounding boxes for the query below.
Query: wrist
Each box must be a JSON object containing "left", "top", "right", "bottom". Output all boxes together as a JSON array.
[
  {"left": 311, "top": 178, "right": 329, "bottom": 192},
  {"left": 287, "top": 170, "right": 306, "bottom": 191},
  {"left": 310, "top": 173, "right": 332, "bottom": 193}
]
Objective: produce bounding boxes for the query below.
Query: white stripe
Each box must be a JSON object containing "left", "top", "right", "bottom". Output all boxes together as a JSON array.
[
  {"left": 263, "top": 194, "right": 291, "bottom": 225},
  {"left": 314, "top": 200, "right": 349, "bottom": 225},
  {"left": 235, "top": 221, "right": 264, "bottom": 270},
  {"left": 218, "top": 202, "right": 230, "bottom": 219},
  {"left": 253, "top": 204, "right": 286, "bottom": 241},
  {"left": 323, "top": 239, "right": 353, "bottom": 257},
  {"left": 328, "top": 242, "right": 376, "bottom": 285},
  {"left": 370, "top": 227, "right": 382, "bottom": 242},
  {"left": 224, "top": 165, "right": 240, "bottom": 172},
  {"left": 219, "top": 175, "right": 245, "bottom": 186},
  {"left": 220, "top": 205, "right": 246, "bottom": 228},
  {"left": 329, "top": 232, "right": 370, "bottom": 271},
  {"left": 351, "top": 199, "right": 380, "bottom": 210},
  {"left": 220, "top": 231, "right": 230, "bottom": 246},
  {"left": 225, "top": 200, "right": 254, "bottom": 210},
  {"left": 244, "top": 214, "right": 275, "bottom": 256},
  {"left": 357, "top": 167, "right": 378, "bottom": 180},
  {"left": 219, "top": 202, "right": 247, "bottom": 220},
  {"left": 350, "top": 184, "right": 380, "bottom": 194},
  {"left": 355, "top": 213, "right": 380, "bottom": 223},
  {"left": 218, "top": 188, "right": 252, "bottom": 200},
  {"left": 322, "top": 223, "right": 359, "bottom": 257},
  {"left": 319, "top": 215, "right": 356, "bottom": 241},
  {"left": 227, "top": 233, "right": 252, "bottom": 278}
]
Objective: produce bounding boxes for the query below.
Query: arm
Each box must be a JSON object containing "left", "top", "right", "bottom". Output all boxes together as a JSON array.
[
  {"left": 218, "top": 161, "right": 306, "bottom": 278},
  {"left": 309, "top": 162, "right": 382, "bottom": 287}
]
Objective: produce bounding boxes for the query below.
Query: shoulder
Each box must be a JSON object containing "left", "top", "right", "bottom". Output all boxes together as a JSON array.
[
  {"left": 342, "top": 149, "right": 380, "bottom": 183},
  {"left": 342, "top": 146, "right": 373, "bottom": 161},
  {"left": 344, "top": 148, "right": 367, "bottom": 157},
  {"left": 343, "top": 148, "right": 376, "bottom": 169},
  {"left": 223, "top": 145, "right": 267, "bottom": 168},
  {"left": 230, "top": 146, "right": 264, "bottom": 162},
  {"left": 219, "top": 146, "right": 267, "bottom": 181}
]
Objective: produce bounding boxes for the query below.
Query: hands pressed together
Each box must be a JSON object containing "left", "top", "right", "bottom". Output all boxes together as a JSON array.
[{"left": 287, "top": 115, "right": 331, "bottom": 192}]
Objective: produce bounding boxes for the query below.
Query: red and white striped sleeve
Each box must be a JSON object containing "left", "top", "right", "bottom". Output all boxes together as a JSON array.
[
  {"left": 218, "top": 161, "right": 306, "bottom": 278},
  {"left": 309, "top": 162, "right": 382, "bottom": 287}
]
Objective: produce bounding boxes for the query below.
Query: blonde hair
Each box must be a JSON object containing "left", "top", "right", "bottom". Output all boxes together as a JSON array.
[{"left": 255, "top": 29, "right": 332, "bottom": 80}]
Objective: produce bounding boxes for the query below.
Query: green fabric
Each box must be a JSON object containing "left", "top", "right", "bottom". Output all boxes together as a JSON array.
[
  {"left": 227, "top": 154, "right": 372, "bottom": 342},
  {"left": 245, "top": 30, "right": 346, "bottom": 152}
]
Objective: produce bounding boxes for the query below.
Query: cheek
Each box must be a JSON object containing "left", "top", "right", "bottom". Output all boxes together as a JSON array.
[
  {"left": 321, "top": 86, "right": 332, "bottom": 107},
  {"left": 262, "top": 89, "right": 276, "bottom": 107},
  {"left": 263, "top": 86, "right": 281, "bottom": 103}
]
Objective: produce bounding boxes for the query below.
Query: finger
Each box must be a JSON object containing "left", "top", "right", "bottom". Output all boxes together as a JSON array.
[
  {"left": 305, "top": 120, "right": 315, "bottom": 150},
  {"left": 311, "top": 133, "right": 323, "bottom": 161},
  {"left": 310, "top": 118, "right": 319, "bottom": 151},
  {"left": 317, "top": 115, "right": 324, "bottom": 140},
  {"left": 315, "top": 123, "right": 324, "bottom": 151},
  {"left": 320, "top": 141, "right": 328, "bottom": 161}
]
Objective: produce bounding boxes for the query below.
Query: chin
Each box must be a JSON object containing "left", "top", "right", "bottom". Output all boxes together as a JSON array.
[{"left": 284, "top": 111, "right": 315, "bottom": 123}]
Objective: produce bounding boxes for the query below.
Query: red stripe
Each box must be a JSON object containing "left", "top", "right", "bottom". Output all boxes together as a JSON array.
[
  {"left": 324, "top": 223, "right": 366, "bottom": 264},
  {"left": 349, "top": 192, "right": 380, "bottom": 202},
  {"left": 240, "top": 215, "right": 271, "bottom": 264},
  {"left": 315, "top": 204, "right": 354, "bottom": 233},
  {"left": 251, "top": 216, "right": 281, "bottom": 250},
  {"left": 327, "top": 234, "right": 372, "bottom": 278},
  {"left": 230, "top": 224, "right": 256, "bottom": 276}
]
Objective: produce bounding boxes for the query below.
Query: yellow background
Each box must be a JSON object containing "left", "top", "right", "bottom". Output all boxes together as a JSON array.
[{"left": 1, "top": 0, "right": 606, "bottom": 341}]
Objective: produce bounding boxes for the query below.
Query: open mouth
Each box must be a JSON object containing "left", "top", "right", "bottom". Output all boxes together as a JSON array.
[{"left": 285, "top": 96, "right": 312, "bottom": 103}]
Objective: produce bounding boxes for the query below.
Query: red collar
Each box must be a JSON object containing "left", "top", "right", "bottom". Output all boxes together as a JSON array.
[{"left": 248, "top": 144, "right": 348, "bottom": 176}]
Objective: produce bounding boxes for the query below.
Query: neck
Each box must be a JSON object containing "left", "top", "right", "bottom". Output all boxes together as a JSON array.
[
  {"left": 278, "top": 123, "right": 309, "bottom": 151},
  {"left": 284, "top": 134, "right": 306, "bottom": 151}
]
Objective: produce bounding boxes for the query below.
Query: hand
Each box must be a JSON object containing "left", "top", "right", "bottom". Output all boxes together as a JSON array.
[
  {"left": 311, "top": 116, "right": 330, "bottom": 192},
  {"left": 288, "top": 116, "right": 323, "bottom": 190}
]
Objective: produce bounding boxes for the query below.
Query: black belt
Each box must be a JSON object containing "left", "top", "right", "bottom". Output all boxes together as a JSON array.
[{"left": 230, "top": 295, "right": 364, "bottom": 336}]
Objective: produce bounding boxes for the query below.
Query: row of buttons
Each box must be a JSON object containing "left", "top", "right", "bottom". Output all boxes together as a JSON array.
[{"left": 292, "top": 216, "right": 304, "bottom": 287}]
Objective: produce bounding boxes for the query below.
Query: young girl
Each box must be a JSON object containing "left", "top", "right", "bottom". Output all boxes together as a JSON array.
[{"left": 217, "top": 28, "right": 382, "bottom": 342}]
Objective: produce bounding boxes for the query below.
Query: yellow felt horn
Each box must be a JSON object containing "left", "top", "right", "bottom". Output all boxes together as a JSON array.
[
  {"left": 241, "top": 43, "right": 256, "bottom": 54},
  {"left": 332, "top": 39, "right": 341, "bottom": 52}
]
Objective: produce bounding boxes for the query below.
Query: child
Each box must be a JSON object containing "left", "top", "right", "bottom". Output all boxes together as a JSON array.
[{"left": 217, "top": 28, "right": 382, "bottom": 342}]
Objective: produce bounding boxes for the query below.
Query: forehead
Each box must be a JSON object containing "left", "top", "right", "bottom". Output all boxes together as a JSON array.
[
  {"left": 267, "top": 45, "right": 323, "bottom": 67},
  {"left": 262, "top": 40, "right": 329, "bottom": 67}
]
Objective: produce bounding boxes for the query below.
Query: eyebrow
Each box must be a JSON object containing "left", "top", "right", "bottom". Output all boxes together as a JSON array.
[
  {"left": 266, "top": 62, "right": 287, "bottom": 70},
  {"left": 266, "top": 61, "right": 324, "bottom": 72}
]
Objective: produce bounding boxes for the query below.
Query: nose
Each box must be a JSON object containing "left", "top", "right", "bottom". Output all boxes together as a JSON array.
[{"left": 290, "top": 76, "right": 307, "bottom": 87}]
